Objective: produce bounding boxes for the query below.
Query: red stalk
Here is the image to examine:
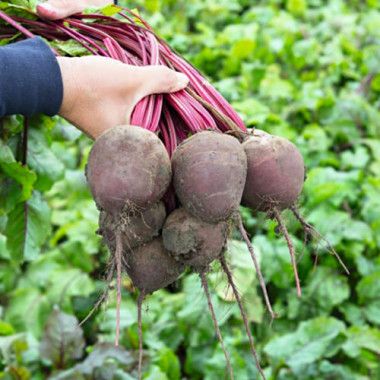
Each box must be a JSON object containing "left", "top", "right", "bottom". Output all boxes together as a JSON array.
[{"left": 0, "top": 8, "right": 247, "bottom": 152}]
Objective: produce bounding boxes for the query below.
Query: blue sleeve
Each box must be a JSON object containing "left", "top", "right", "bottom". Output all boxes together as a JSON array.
[{"left": 0, "top": 37, "right": 63, "bottom": 117}]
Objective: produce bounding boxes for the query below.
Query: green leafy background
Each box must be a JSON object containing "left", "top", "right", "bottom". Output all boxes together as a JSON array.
[{"left": 0, "top": 0, "right": 379, "bottom": 379}]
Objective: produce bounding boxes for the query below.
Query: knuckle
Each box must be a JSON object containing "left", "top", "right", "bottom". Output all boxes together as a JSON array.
[{"left": 159, "top": 67, "right": 178, "bottom": 90}]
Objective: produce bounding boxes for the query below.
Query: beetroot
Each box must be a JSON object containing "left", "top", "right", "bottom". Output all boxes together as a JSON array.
[
  {"left": 240, "top": 131, "right": 305, "bottom": 297},
  {"left": 172, "top": 130, "right": 276, "bottom": 326},
  {"left": 99, "top": 202, "right": 166, "bottom": 251},
  {"left": 242, "top": 132, "right": 305, "bottom": 212},
  {"left": 163, "top": 208, "right": 228, "bottom": 271},
  {"left": 86, "top": 125, "right": 172, "bottom": 215},
  {"left": 172, "top": 131, "right": 247, "bottom": 223},
  {"left": 124, "top": 238, "right": 185, "bottom": 295}
]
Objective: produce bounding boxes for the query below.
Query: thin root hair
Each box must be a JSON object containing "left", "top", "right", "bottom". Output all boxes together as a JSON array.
[
  {"left": 290, "top": 206, "right": 350, "bottom": 275},
  {"left": 114, "top": 231, "right": 123, "bottom": 347},
  {"left": 220, "top": 256, "right": 266, "bottom": 380},
  {"left": 272, "top": 207, "right": 302, "bottom": 297},
  {"left": 137, "top": 291, "right": 145, "bottom": 380},
  {"left": 200, "top": 273, "right": 234, "bottom": 380},
  {"left": 208, "top": 264, "right": 236, "bottom": 323},
  {"left": 79, "top": 260, "right": 116, "bottom": 327},
  {"left": 236, "top": 212, "right": 276, "bottom": 320}
]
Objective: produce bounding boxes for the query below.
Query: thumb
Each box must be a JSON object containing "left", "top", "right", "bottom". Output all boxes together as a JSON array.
[{"left": 132, "top": 66, "right": 189, "bottom": 98}]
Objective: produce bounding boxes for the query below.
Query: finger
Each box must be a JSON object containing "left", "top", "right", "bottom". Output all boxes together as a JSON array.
[
  {"left": 116, "top": 65, "right": 189, "bottom": 127},
  {"left": 133, "top": 66, "right": 189, "bottom": 98},
  {"left": 37, "top": 0, "right": 111, "bottom": 20},
  {"left": 37, "top": 0, "right": 82, "bottom": 20}
]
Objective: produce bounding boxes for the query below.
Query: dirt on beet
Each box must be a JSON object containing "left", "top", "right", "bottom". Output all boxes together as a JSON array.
[
  {"left": 99, "top": 201, "right": 166, "bottom": 251},
  {"left": 163, "top": 208, "right": 229, "bottom": 272}
]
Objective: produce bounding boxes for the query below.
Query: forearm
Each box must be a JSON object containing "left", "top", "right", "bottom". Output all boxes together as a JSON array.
[{"left": 0, "top": 37, "right": 63, "bottom": 117}]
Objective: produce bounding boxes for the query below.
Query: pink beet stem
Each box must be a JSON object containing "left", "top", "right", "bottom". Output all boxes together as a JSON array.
[
  {"left": 3, "top": 9, "right": 247, "bottom": 148},
  {"left": 0, "top": 11, "right": 34, "bottom": 38}
]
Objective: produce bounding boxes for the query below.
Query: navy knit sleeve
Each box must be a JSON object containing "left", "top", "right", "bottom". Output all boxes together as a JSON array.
[{"left": 0, "top": 37, "right": 63, "bottom": 117}]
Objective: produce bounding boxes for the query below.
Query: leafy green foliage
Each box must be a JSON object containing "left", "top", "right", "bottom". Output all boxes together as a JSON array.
[
  {"left": 5, "top": 191, "right": 51, "bottom": 262},
  {"left": 265, "top": 317, "right": 345, "bottom": 372},
  {"left": 0, "top": 0, "right": 379, "bottom": 379},
  {"left": 0, "top": 139, "right": 36, "bottom": 213},
  {"left": 40, "top": 309, "right": 85, "bottom": 368}
]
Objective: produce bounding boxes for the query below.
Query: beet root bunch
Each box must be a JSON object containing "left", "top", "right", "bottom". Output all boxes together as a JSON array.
[
  {"left": 162, "top": 128, "right": 348, "bottom": 379},
  {"left": 0, "top": 7, "right": 349, "bottom": 380}
]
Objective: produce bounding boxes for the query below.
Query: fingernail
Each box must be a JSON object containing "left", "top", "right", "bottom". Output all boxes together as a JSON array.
[{"left": 176, "top": 73, "right": 189, "bottom": 88}]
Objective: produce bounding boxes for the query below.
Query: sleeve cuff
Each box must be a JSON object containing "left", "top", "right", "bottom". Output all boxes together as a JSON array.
[{"left": 0, "top": 37, "right": 63, "bottom": 117}]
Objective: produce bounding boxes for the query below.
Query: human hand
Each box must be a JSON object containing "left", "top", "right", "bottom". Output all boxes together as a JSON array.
[
  {"left": 57, "top": 56, "right": 189, "bottom": 139},
  {"left": 37, "top": 0, "right": 112, "bottom": 20},
  {"left": 38, "top": 1, "right": 189, "bottom": 139}
]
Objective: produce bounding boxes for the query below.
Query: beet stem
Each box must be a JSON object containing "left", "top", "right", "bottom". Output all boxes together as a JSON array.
[
  {"left": 200, "top": 273, "right": 234, "bottom": 380},
  {"left": 1, "top": 11, "right": 247, "bottom": 150},
  {"left": 220, "top": 257, "right": 266, "bottom": 380},
  {"left": 237, "top": 213, "right": 276, "bottom": 320},
  {"left": 273, "top": 208, "right": 302, "bottom": 297},
  {"left": 137, "top": 291, "right": 145, "bottom": 380},
  {"left": 290, "top": 206, "right": 350, "bottom": 275},
  {"left": 114, "top": 232, "right": 123, "bottom": 346},
  {"left": 0, "top": 10, "right": 34, "bottom": 38}
]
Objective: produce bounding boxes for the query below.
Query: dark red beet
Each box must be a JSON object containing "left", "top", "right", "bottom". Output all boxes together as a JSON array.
[
  {"left": 124, "top": 238, "right": 185, "bottom": 294},
  {"left": 172, "top": 131, "right": 247, "bottom": 223},
  {"left": 242, "top": 132, "right": 305, "bottom": 212},
  {"left": 86, "top": 125, "right": 171, "bottom": 215},
  {"left": 162, "top": 208, "right": 228, "bottom": 271}
]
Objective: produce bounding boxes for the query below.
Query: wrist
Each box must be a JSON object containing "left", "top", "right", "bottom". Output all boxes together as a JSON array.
[{"left": 57, "top": 57, "right": 79, "bottom": 121}]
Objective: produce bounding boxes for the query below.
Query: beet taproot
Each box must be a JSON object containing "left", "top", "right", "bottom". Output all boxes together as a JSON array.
[
  {"left": 242, "top": 132, "right": 305, "bottom": 212},
  {"left": 124, "top": 238, "right": 185, "bottom": 294},
  {"left": 172, "top": 131, "right": 247, "bottom": 223},
  {"left": 86, "top": 125, "right": 171, "bottom": 215},
  {"left": 163, "top": 208, "right": 228, "bottom": 271},
  {"left": 99, "top": 202, "right": 166, "bottom": 251},
  {"left": 241, "top": 130, "right": 305, "bottom": 297}
]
